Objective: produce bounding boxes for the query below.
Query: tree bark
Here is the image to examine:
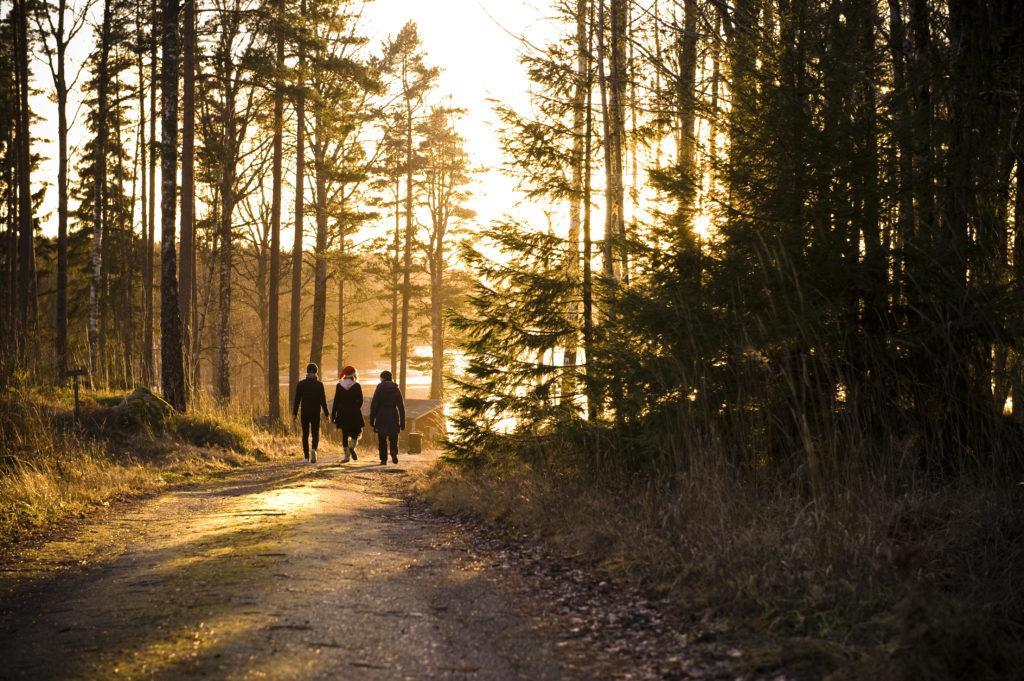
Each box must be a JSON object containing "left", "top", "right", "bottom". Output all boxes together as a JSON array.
[
  {"left": 429, "top": 250, "right": 443, "bottom": 400},
  {"left": 216, "top": 119, "right": 236, "bottom": 401},
  {"left": 160, "top": 0, "right": 186, "bottom": 411},
  {"left": 14, "top": 0, "right": 35, "bottom": 357},
  {"left": 288, "top": 1, "right": 306, "bottom": 411},
  {"left": 89, "top": 0, "right": 112, "bottom": 386},
  {"left": 562, "top": 0, "right": 587, "bottom": 399},
  {"left": 886, "top": 0, "right": 913, "bottom": 325},
  {"left": 46, "top": 0, "right": 71, "bottom": 379},
  {"left": 390, "top": 178, "right": 399, "bottom": 377},
  {"left": 180, "top": 0, "right": 196, "bottom": 391},
  {"left": 607, "top": 0, "right": 626, "bottom": 275},
  {"left": 583, "top": 1, "right": 596, "bottom": 419},
  {"left": 1013, "top": 157, "right": 1024, "bottom": 419},
  {"left": 136, "top": 0, "right": 149, "bottom": 383},
  {"left": 399, "top": 103, "right": 414, "bottom": 395},
  {"left": 267, "top": 0, "right": 284, "bottom": 422},
  {"left": 336, "top": 230, "right": 345, "bottom": 376},
  {"left": 308, "top": 143, "right": 328, "bottom": 367},
  {"left": 596, "top": 0, "right": 614, "bottom": 278},
  {"left": 145, "top": 0, "right": 158, "bottom": 385},
  {"left": 676, "top": 0, "right": 698, "bottom": 242}
]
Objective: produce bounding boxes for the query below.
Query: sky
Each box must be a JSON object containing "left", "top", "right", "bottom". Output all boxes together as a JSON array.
[{"left": 31, "top": 0, "right": 559, "bottom": 241}]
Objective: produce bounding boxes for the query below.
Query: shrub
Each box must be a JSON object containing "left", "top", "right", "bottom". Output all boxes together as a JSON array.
[{"left": 170, "top": 414, "right": 252, "bottom": 453}]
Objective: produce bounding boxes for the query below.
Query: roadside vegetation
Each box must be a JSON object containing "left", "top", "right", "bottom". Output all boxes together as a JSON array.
[
  {"left": 0, "top": 375, "right": 287, "bottom": 545},
  {"left": 420, "top": 452, "right": 1023, "bottom": 680},
  {"left": 417, "top": 0, "right": 1024, "bottom": 677}
]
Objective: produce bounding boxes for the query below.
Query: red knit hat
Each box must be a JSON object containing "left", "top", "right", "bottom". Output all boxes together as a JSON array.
[{"left": 341, "top": 365, "right": 356, "bottom": 377}]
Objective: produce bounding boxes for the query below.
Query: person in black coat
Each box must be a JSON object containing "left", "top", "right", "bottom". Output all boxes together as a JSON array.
[
  {"left": 331, "top": 365, "right": 364, "bottom": 463},
  {"left": 369, "top": 370, "right": 405, "bottom": 465},
  {"left": 293, "top": 363, "right": 329, "bottom": 463}
]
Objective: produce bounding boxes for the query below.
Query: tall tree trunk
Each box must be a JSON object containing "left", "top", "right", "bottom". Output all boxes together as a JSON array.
[
  {"left": 399, "top": 104, "right": 414, "bottom": 395},
  {"left": 180, "top": 0, "right": 196, "bottom": 392},
  {"left": 563, "top": 0, "right": 587, "bottom": 399},
  {"left": 608, "top": 0, "right": 626, "bottom": 276},
  {"left": 113, "top": 89, "right": 134, "bottom": 386},
  {"left": 596, "top": 0, "right": 614, "bottom": 277},
  {"left": 429, "top": 252, "right": 443, "bottom": 400},
  {"left": 54, "top": 0, "right": 70, "bottom": 379},
  {"left": 858, "top": 0, "right": 884, "bottom": 344},
  {"left": 159, "top": 0, "right": 186, "bottom": 411},
  {"left": 309, "top": 144, "right": 327, "bottom": 367},
  {"left": 390, "top": 180, "right": 399, "bottom": 377},
  {"left": 336, "top": 230, "right": 345, "bottom": 376},
  {"left": 89, "top": 0, "right": 112, "bottom": 386},
  {"left": 676, "top": 0, "right": 698, "bottom": 244},
  {"left": 14, "top": 0, "right": 35, "bottom": 358},
  {"left": 216, "top": 130, "right": 236, "bottom": 400},
  {"left": 1013, "top": 158, "right": 1024, "bottom": 419},
  {"left": 583, "top": 1, "right": 596, "bottom": 419},
  {"left": 267, "top": 0, "right": 284, "bottom": 422},
  {"left": 145, "top": 0, "right": 158, "bottom": 385},
  {"left": 288, "top": 4, "right": 305, "bottom": 410},
  {"left": 136, "top": 0, "right": 149, "bottom": 383},
  {"left": 886, "top": 0, "right": 913, "bottom": 327},
  {"left": 128, "top": 159, "right": 141, "bottom": 386}
]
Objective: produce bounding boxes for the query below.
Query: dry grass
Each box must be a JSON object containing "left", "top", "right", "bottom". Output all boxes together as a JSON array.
[
  {"left": 0, "top": 384, "right": 290, "bottom": 545},
  {"left": 417, "top": 457, "right": 1024, "bottom": 680}
]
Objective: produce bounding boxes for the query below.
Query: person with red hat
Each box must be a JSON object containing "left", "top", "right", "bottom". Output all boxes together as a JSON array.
[{"left": 331, "top": 365, "right": 364, "bottom": 463}]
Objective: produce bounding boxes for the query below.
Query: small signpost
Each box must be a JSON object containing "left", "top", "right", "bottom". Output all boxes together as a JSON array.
[{"left": 65, "top": 368, "right": 88, "bottom": 421}]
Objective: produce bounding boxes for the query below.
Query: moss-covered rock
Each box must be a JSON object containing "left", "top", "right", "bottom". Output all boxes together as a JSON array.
[{"left": 114, "top": 387, "right": 175, "bottom": 433}]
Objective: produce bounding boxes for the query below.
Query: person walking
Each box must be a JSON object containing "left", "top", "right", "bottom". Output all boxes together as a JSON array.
[
  {"left": 331, "top": 365, "right": 364, "bottom": 463},
  {"left": 369, "top": 370, "right": 405, "bottom": 465},
  {"left": 293, "top": 363, "right": 329, "bottom": 463}
]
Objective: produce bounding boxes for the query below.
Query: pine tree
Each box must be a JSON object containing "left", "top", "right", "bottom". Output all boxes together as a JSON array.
[
  {"left": 448, "top": 223, "right": 578, "bottom": 461},
  {"left": 418, "top": 106, "right": 472, "bottom": 401},
  {"left": 158, "top": 0, "right": 186, "bottom": 410},
  {"left": 266, "top": 0, "right": 285, "bottom": 422},
  {"left": 287, "top": 0, "right": 307, "bottom": 410},
  {"left": 13, "top": 0, "right": 36, "bottom": 358},
  {"left": 304, "top": 0, "right": 379, "bottom": 370},
  {"left": 381, "top": 22, "right": 438, "bottom": 395},
  {"left": 179, "top": 0, "right": 197, "bottom": 391},
  {"left": 32, "top": 0, "right": 93, "bottom": 380},
  {"left": 200, "top": 0, "right": 261, "bottom": 400}
]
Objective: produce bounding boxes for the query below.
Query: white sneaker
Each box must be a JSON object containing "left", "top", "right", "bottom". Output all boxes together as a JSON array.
[{"left": 311, "top": 449, "right": 317, "bottom": 464}]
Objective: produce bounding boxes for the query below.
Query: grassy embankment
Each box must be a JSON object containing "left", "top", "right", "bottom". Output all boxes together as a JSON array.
[
  {"left": 0, "top": 377, "right": 291, "bottom": 545},
  {"left": 418, "top": 447, "right": 1023, "bottom": 679}
]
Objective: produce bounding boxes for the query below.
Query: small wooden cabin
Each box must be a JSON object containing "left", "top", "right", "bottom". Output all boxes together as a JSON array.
[{"left": 327, "top": 395, "right": 445, "bottom": 452}]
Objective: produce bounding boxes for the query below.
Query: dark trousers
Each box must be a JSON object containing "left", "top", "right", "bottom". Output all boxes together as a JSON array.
[
  {"left": 301, "top": 415, "right": 321, "bottom": 456},
  {"left": 377, "top": 430, "right": 399, "bottom": 462},
  {"left": 341, "top": 428, "right": 361, "bottom": 450}
]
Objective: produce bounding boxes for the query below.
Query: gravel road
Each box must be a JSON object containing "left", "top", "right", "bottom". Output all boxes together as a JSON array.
[{"left": 0, "top": 454, "right": 571, "bottom": 680}]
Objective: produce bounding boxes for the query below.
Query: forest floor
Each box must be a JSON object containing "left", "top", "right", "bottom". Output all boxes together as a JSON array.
[{"left": 0, "top": 449, "right": 790, "bottom": 681}]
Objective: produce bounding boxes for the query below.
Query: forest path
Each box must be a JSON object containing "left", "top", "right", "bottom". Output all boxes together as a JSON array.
[{"left": 0, "top": 453, "right": 573, "bottom": 681}]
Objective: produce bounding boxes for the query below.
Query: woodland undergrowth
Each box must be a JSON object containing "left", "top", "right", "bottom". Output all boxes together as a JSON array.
[
  {"left": 0, "top": 374, "right": 288, "bottom": 545},
  {"left": 420, "top": 431, "right": 1024, "bottom": 681}
]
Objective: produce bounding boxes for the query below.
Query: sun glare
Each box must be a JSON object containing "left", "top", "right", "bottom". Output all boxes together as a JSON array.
[{"left": 693, "top": 213, "right": 713, "bottom": 240}]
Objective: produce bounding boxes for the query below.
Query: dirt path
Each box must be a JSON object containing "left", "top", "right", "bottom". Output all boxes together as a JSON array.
[{"left": 0, "top": 454, "right": 571, "bottom": 681}]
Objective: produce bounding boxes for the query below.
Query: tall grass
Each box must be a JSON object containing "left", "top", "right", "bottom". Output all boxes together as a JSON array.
[
  {"left": 0, "top": 382, "right": 287, "bottom": 544},
  {"left": 423, "top": 439, "right": 1023, "bottom": 678},
  {"left": 434, "top": 304, "right": 1024, "bottom": 678}
]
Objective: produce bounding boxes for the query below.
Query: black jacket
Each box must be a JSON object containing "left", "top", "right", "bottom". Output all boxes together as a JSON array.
[
  {"left": 293, "top": 376, "right": 329, "bottom": 419},
  {"left": 369, "top": 380, "right": 405, "bottom": 435},
  {"left": 331, "top": 381, "right": 365, "bottom": 432}
]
